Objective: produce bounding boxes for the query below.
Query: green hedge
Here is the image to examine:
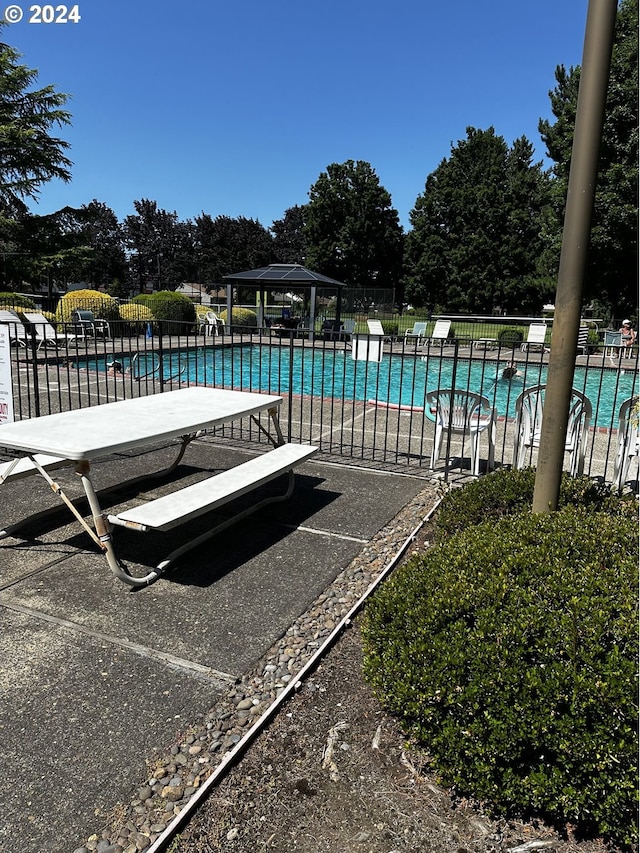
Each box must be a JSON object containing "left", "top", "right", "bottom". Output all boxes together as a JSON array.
[
  {"left": 363, "top": 501, "right": 638, "bottom": 846},
  {"left": 132, "top": 291, "right": 196, "bottom": 333},
  {"left": 219, "top": 307, "right": 257, "bottom": 330},
  {"left": 0, "top": 292, "right": 36, "bottom": 309},
  {"left": 433, "top": 468, "right": 636, "bottom": 541}
]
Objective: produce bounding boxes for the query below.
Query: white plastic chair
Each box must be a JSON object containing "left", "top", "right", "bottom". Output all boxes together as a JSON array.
[
  {"left": 198, "top": 311, "right": 223, "bottom": 336},
  {"left": 426, "top": 389, "right": 496, "bottom": 476},
  {"left": 512, "top": 384, "right": 592, "bottom": 476},
  {"left": 613, "top": 397, "right": 639, "bottom": 490},
  {"left": 520, "top": 323, "right": 549, "bottom": 353}
]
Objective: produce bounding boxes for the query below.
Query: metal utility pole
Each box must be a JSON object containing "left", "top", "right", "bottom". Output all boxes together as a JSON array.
[{"left": 532, "top": 0, "right": 617, "bottom": 513}]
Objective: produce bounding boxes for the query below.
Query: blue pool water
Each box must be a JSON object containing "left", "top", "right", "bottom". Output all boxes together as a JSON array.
[{"left": 91, "top": 346, "right": 637, "bottom": 428}]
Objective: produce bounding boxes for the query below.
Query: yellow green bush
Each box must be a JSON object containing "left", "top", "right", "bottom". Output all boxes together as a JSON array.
[{"left": 55, "top": 289, "right": 119, "bottom": 323}]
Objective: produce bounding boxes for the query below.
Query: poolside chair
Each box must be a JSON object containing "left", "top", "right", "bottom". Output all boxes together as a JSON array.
[
  {"left": 603, "top": 330, "right": 623, "bottom": 359},
  {"left": 426, "top": 319, "right": 452, "bottom": 348},
  {"left": 613, "top": 397, "right": 639, "bottom": 491},
  {"left": 342, "top": 319, "right": 356, "bottom": 339},
  {"left": 520, "top": 323, "right": 549, "bottom": 353},
  {"left": 71, "top": 309, "right": 111, "bottom": 339},
  {"left": 198, "top": 311, "right": 223, "bottom": 336},
  {"left": 512, "top": 384, "right": 592, "bottom": 476},
  {"left": 0, "top": 309, "right": 28, "bottom": 347},
  {"left": 576, "top": 325, "right": 589, "bottom": 355},
  {"left": 426, "top": 389, "right": 496, "bottom": 476},
  {"left": 23, "top": 311, "right": 78, "bottom": 350},
  {"left": 404, "top": 321, "right": 427, "bottom": 343}
]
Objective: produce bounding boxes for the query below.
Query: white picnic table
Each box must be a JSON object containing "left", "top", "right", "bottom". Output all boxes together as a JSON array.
[{"left": 0, "top": 387, "right": 317, "bottom": 587}]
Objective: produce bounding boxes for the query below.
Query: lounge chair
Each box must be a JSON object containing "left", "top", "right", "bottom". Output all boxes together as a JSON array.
[
  {"left": 23, "top": 311, "right": 78, "bottom": 350},
  {"left": 613, "top": 397, "right": 639, "bottom": 490},
  {"left": 0, "top": 309, "right": 28, "bottom": 347},
  {"left": 576, "top": 325, "right": 590, "bottom": 355},
  {"left": 426, "top": 389, "right": 496, "bottom": 476},
  {"left": 404, "top": 321, "right": 427, "bottom": 343},
  {"left": 426, "top": 319, "right": 452, "bottom": 347},
  {"left": 512, "top": 384, "right": 592, "bottom": 476},
  {"left": 520, "top": 323, "right": 549, "bottom": 353}
]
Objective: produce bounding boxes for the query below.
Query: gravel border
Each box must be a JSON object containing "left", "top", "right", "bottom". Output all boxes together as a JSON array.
[{"left": 74, "top": 484, "right": 441, "bottom": 853}]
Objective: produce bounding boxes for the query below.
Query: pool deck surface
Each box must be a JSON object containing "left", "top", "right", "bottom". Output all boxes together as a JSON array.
[{"left": 0, "top": 440, "right": 432, "bottom": 852}]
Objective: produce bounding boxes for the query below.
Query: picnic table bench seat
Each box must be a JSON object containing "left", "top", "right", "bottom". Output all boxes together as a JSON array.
[{"left": 108, "top": 442, "right": 318, "bottom": 532}]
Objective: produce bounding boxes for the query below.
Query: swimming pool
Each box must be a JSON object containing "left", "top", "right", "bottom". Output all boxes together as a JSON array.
[{"left": 91, "top": 345, "right": 638, "bottom": 429}]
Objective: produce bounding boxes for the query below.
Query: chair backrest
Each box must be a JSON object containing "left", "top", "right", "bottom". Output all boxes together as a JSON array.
[
  {"left": 23, "top": 311, "right": 56, "bottom": 338},
  {"left": 367, "top": 319, "right": 384, "bottom": 335},
  {"left": 515, "top": 384, "right": 592, "bottom": 443},
  {"left": 604, "top": 330, "right": 622, "bottom": 346},
  {"left": 343, "top": 319, "right": 356, "bottom": 334},
  {"left": 0, "top": 309, "right": 27, "bottom": 341},
  {"left": 431, "top": 319, "right": 451, "bottom": 339},
  {"left": 73, "top": 309, "right": 95, "bottom": 322},
  {"left": 426, "top": 389, "right": 490, "bottom": 430},
  {"left": 525, "top": 323, "right": 547, "bottom": 344},
  {"left": 410, "top": 321, "right": 427, "bottom": 336}
]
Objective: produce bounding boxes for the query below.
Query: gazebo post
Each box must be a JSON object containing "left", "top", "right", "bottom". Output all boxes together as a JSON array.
[
  {"left": 309, "top": 286, "right": 317, "bottom": 340},
  {"left": 225, "top": 285, "right": 233, "bottom": 333}
]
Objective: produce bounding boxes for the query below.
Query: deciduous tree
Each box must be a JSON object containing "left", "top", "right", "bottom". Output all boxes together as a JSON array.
[{"left": 304, "top": 160, "right": 404, "bottom": 291}]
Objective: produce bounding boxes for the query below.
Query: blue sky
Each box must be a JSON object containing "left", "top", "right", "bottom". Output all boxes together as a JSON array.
[{"left": 7, "top": 0, "right": 588, "bottom": 230}]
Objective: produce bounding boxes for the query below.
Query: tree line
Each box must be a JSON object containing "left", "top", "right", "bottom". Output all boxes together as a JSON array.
[{"left": 0, "top": 1, "right": 637, "bottom": 319}]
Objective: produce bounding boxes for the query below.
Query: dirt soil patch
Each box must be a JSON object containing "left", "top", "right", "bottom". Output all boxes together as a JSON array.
[{"left": 175, "top": 520, "right": 619, "bottom": 853}]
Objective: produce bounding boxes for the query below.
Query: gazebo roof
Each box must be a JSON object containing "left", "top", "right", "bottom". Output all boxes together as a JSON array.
[{"left": 223, "top": 264, "right": 347, "bottom": 288}]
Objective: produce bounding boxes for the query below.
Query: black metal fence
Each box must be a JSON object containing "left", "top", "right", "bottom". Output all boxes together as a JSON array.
[{"left": 1, "top": 317, "right": 638, "bottom": 487}]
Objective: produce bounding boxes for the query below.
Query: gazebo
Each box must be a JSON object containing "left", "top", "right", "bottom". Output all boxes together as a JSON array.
[{"left": 223, "top": 264, "right": 349, "bottom": 335}]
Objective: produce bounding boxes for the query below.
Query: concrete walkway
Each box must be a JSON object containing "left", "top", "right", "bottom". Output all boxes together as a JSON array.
[{"left": 0, "top": 438, "right": 429, "bottom": 852}]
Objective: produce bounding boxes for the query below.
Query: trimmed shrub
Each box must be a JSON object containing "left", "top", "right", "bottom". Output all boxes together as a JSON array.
[
  {"left": 0, "top": 292, "right": 36, "bottom": 309},
  {"left": 132, "top": 291, "right": 196, "bottom": 334},
  {"left": 362, "top": 506, "right": 639, "bottom": 845},
  {"left": 381, "top": 320, "right": 398, "bottom": 337},
  {"left": 434, "top": 468, "right": 637, "bottom": 541},
  {"left": 497, "top": 327, "right": 524, "bottom": 346},
  {"left": 55, "top": 289, "right": 120, "bottom": 324},
  {"left": 219, "top": 307, "right": 257, "bottom": 330},
  {"left": 118, "top": 302, "right": 156, "bottom": 333}
]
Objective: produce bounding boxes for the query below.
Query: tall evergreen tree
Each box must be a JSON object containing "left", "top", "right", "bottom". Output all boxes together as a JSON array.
[
  {"left": 404, "top": 128, "right": 553, "bottom": 313},
  {"left": 538, "top": 0, "right": 638, "bottom": 318},
  {"left": 0, "top": 26, "right": 72, "bottom": 213},
  {"left": 304, "top": 160, "right": 404, "bottom": 290}
]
